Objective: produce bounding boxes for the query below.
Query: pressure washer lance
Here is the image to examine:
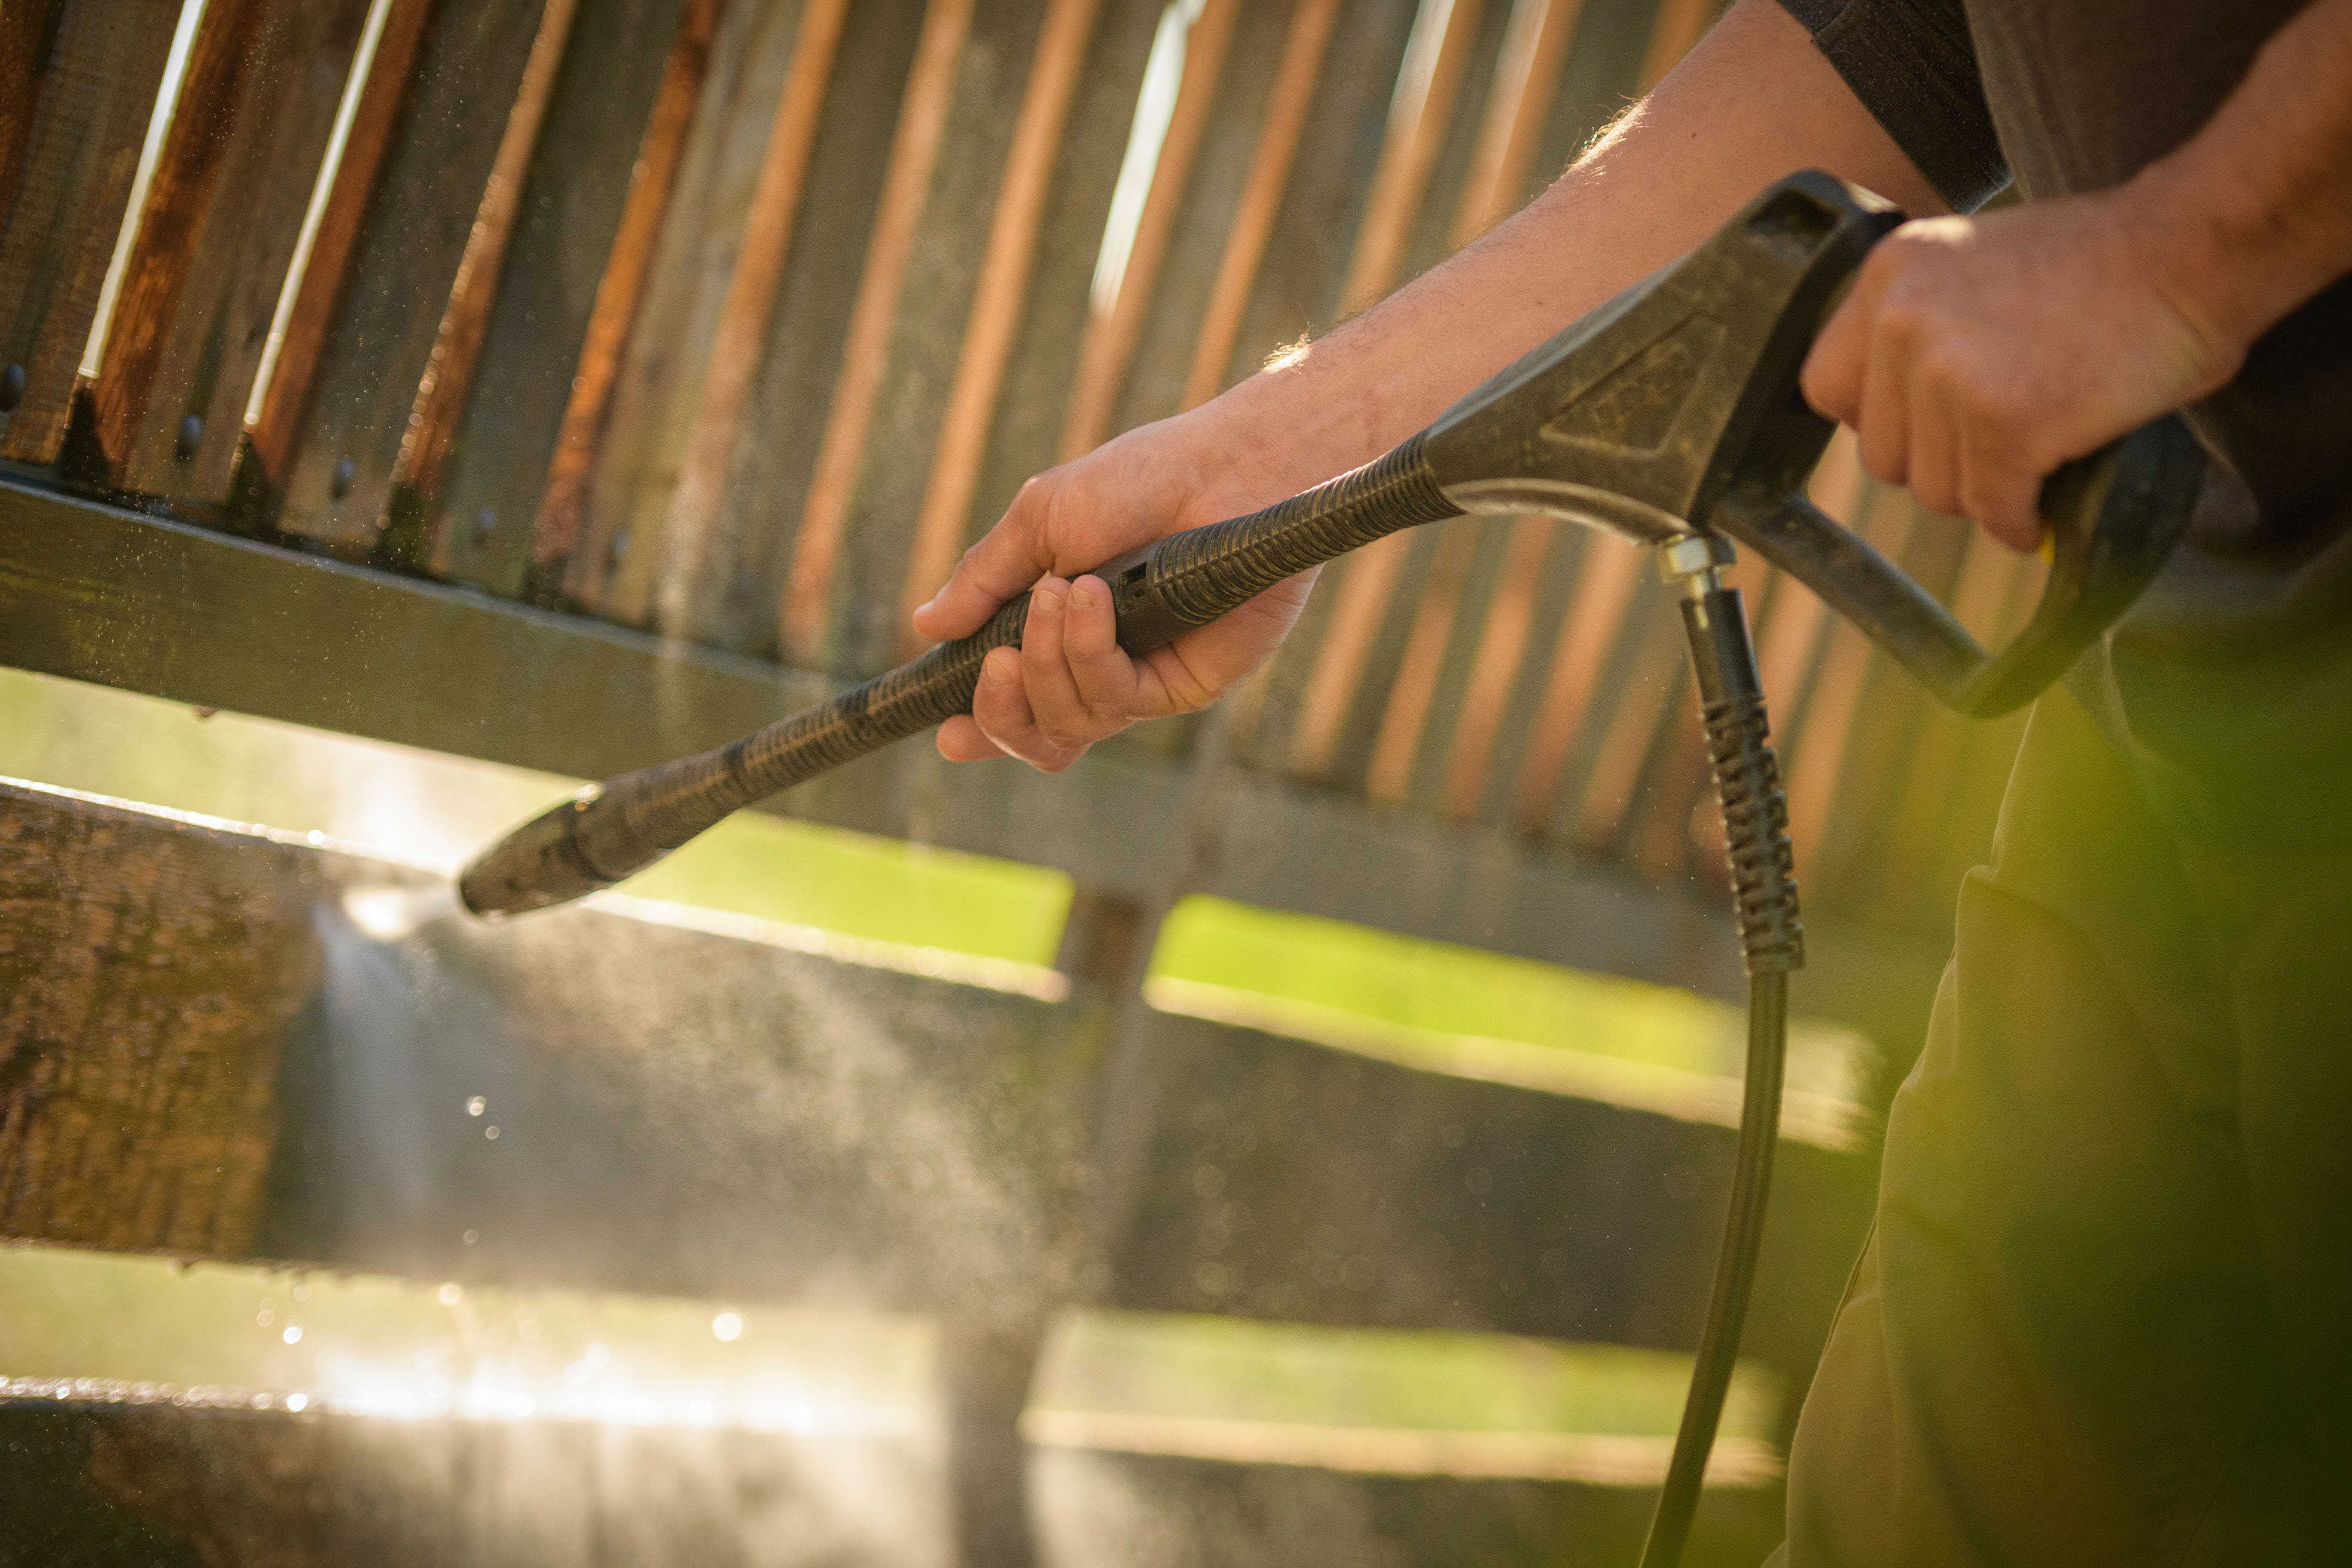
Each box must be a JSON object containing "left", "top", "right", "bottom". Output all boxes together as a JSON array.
[{"left": 460, "top": 171, "right": 2202, "bottom": 1568}]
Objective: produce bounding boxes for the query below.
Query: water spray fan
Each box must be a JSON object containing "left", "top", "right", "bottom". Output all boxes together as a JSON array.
[{"left": 459, "top": 172, "right": 2200, "bottom": 1567}]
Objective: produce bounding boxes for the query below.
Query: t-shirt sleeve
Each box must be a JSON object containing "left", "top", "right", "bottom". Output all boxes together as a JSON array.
[{"left": 1775, "top": 0, "right": 2011, "bottom": 212}]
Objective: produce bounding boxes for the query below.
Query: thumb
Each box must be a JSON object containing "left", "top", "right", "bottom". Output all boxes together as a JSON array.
[{"left": 911, "top": 477, "right": 1061, "bottom": 642}]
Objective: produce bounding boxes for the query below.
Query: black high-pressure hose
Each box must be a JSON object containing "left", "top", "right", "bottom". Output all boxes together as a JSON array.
[{"left": 1639, "top": 572, "right": 1803, "bottom": 1568}]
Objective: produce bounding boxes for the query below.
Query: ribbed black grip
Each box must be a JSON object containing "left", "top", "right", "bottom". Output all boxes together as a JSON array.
[
  {"left": 1147, "top": 434, "right": 1459, "bottom": 628},
  {"left": 1699, "top": 691, "right": 1802, "bottom": 975}
]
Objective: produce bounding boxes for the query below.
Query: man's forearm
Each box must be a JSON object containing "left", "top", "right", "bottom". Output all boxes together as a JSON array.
[
  {"left": 1205, "top": 0, "right": 1942, "bottom": 486},
  {"left": 2138, "top": 0, "right": 2352, "bottom": 360}
]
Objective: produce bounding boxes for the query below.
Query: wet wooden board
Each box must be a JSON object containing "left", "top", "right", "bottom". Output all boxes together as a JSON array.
[
  {"left": 0, "top": 787, "right": 314, "bottom": 1258},
  {"left": 271, "top": 0, "right": 549, "bottom": 551},
  {"left": 428, "top": 0, "right": 699, "bottom": 596},
  {"left": 0, "top": 0, "right": 180, "bottom": 466}
]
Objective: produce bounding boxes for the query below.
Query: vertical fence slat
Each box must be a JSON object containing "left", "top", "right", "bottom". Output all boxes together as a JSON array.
[
  {"left": 379, "top": 0, "right": 586, "bottom": 560},
  {"left": 524, "top": 0, "right": 724, "bottom": 592},
  {"left": 565, "top": 0, "right": 842, "bottom": 619},
  {"left": 1362, "top": 0, "right": 1572, "bottom": 803},
  {"left": 774, "top": 0, "right": 984, "bottom": 663},
  {"left": 268, "top": 0, "right": 547, "bottom": 546},
  {"left": 82, "top": 0, "right": 275, "bottom": 483},
  {"left": 0, "top": 0, "right": 69, "bottom": 263},
  {"left": 1109, "top": 0, "right": 1305, "bottom": 445},
  {"left": 239, "top": 0, "right": 435, "bottom": 495},
  {"left": 1437, "top": 514, "right": 1554, "bottom": 815},
  {"left": 1510, "top": 536, "right": 1642, "bottom": 828},
  {"left": 958, "top": 0, "right": 1169, "bottom": 541},
  {"left": 1633, "top": 0, "right": 1712, "bottom": 92},
  {"left": 96, "top": 0, "right": 377, "bottom": 503},
  {"left": 894, "top": 0, "right": 1102, "bottom": 654},
  {"left": 0, "top": 0, "right": 180, "bottom": 466},
  {"left": 1056, "top": 0, "right": 1243, "bottom": 463},
  {"left": 1475, "top": 0, "right": 1717, "bottom": 820},
  {"left": 1177, "top": 0, "right": 1343, "bottom": 412},
  {"left": 428, "top": 0, "right": 706, "bottom": 595},
  {"left": 638, "top": 0, "right": 922, "bottom": 644},
  {"left": 1284, "top": 0, "right": 1493, "bottom": 779},
  {"left": 1784, "top": 488, "right": 1917, "bottom": 878}
]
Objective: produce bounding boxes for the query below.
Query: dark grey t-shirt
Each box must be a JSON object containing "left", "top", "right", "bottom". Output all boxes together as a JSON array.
[{"left": 1779, "top": 0, "right": 2352, "bottom": 845}]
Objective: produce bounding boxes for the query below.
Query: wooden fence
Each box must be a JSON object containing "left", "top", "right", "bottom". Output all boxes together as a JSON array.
[{"left": 0, "top": 0, "right": 2032, "bottom": 960}]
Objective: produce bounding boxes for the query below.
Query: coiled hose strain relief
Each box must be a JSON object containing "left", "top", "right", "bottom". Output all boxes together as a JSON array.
[
  {"left": 1701, "top": 692, "right": 1804, "bottom": 976},
  {"left": 1151, "top": 433, "right": 1461, "bottom": 627}
]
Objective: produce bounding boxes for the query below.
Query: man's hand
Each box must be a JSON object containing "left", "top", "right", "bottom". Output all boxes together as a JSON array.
[
  {"left": 909, "top": 402, "right": 1328, "bottom": 770},
  {"left": 1800, "top": 192, "right": 2231, "bottom": 551}
]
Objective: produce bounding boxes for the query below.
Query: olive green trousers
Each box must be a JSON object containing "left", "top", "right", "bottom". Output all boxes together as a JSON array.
[{"left": 1773, "top": 691, "right": 2352, "bottom": 1566}]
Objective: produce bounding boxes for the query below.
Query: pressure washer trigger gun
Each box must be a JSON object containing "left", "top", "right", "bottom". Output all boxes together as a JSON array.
[{"left": 1418, "top": 168, "right": 2208, "bottom": 720}]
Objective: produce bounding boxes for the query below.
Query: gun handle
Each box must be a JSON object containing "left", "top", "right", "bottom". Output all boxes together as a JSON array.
[{"left": 1712, "top": 415, "right": 2204, "bottom": 718}]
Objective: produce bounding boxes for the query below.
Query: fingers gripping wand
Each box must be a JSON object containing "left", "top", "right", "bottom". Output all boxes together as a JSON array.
[{"left": 458, "top": 173, "right": 2202, "bottom": 1568}]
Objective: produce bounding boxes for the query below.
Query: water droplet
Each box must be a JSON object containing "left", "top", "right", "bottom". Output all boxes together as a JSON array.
[
  {"left": 282, "top": 1325, "right": 302, "bottom": 1345},
  {"left": 1662, "top": 1162, "right": 1701, "bottom": 1201},
  {"left": 437, "top": 1283, "right": 462, "bottom": 1306},
  {"left": 256, "top": 1309, "right": 273, "bottom": 1327},
  {"left": 462, "top": 1229, "right": 479, "bottom": 1246},
  {"left": 711, "top": 1312, "right": 743, "bottom": 1343},
  {"left": 466, "top": 1096, "right": 486, "bottom": 1116},
  {"left": 484, "top": 1125, "right": 500, "bottom": 1140},
  {"left": 285, "top": 1392, "right": 309, "bottom": 1412}
]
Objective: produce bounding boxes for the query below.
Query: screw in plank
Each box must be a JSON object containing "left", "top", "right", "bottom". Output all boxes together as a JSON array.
[
  {"left": 0, "top": 363, "right": 24, "bottom": 413},
  {"left": 330, "top": 455, "right": 356, "bottom": 500},
  {"left": 175, "top": 414, "right": 204, "bottom": 462}
]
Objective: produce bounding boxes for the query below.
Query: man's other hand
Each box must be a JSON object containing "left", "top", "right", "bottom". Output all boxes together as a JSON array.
[{"left": 1800, "top": 191, "right": 2233, "bottom": 551}]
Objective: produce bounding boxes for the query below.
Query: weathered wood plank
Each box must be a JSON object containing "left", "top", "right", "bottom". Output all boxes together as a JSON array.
[
  {"left": 523, "top": 0, "right": 727, "bottom": 591},
  {"left": 603, "top": 0, "right": 852, "bottom": 633},
  {"left": 238, "top": 0, "right": 438, "bottom": 497},
  {"left": 957, "top": 0, "right": 1162, "bottom": 544},
  {"left": 80, "top": 0, "right": 280, "bottom": 483},
  {"left": 775, "top": 0, "right": 996, "bottom": 669},
  {"left": 1176, "top": 0, "right": 1343, "bottom": 412},
  {"left": 270, "top": 0, "right": 549, "bottom": 551},
  {"left": 0, "top": 0, "right": 70, "bottom": 242},
  {"left": 426, "top": 0, "right": 700, "bottom": 596},
  {"left": 0, "top": 0, "right": 179, "bottom": 466},
  {"left": 896, "top": 0, "right": 1106, "bottom": 656},
  {"left": 1055, "top": 0, "right": 1243, "bottom": 463},
  {"left": 99, "top": 0, "right": 376, "bottom": 505},
  {"left": 559, "top": 0, "right": 820, "bottom": 614},
  {"left": 375, "top": 0, "right": 587, "bottom": 564},
  {"left": 1104, "top": 0, "right": 1300, "bottom": 442},
  {"left": 0, "top": 788, "right": 313, "bottom": 1257}
]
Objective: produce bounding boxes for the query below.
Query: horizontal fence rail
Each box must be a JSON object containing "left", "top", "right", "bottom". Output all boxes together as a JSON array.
[{"left": 0, "top": 0, "right": 2034, "bottom": 955}]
